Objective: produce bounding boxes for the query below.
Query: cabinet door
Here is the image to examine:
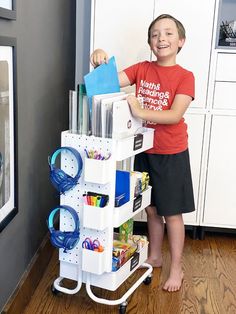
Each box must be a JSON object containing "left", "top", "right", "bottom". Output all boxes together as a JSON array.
[
  {"left": 91, "top": 0, "right": 155, "bottom": 71},
  {"left": 216, "top": 53, "right": 236, "bottom": 82},
  {"left": 213, "top": 81, "right": 236, "bottom": 110},
  {"left": 203, "top": 115, "right": 236, "bottom": 227},
  {"left": 183, "top": 114, "right": 205, "bottom": 225},
  {"left": 154, "top": 0, "right": 215, "bottom": 109}
]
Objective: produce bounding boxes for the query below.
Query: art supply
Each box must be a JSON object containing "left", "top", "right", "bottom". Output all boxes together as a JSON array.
[
  {"left": 82, "top": 237, "right": 104, "bottom": 252},
  {"left": 83, "top": 192, "right": 109, "bottom": 207},
  {"left": 84, "top": 149, "right": 111, "bottom": 160}
]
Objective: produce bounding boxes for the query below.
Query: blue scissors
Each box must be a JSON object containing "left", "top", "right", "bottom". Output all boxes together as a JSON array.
[{"left": 82, "top": 237, "right": 101, "bottom": 251}]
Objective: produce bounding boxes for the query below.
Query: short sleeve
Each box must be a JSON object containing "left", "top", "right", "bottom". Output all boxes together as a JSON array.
[
  {"left": 176, "top": 71, "right": 195, "bottom": 100},
  {"left": 123, "top": 62, "right": 142, "bottom": 85}
]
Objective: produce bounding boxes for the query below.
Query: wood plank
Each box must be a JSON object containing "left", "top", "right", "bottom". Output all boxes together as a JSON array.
[
  {"left": 4, "top": 233, "right": 236, "bottom": 314},
  {"left": 2, "top": 235, "right": 54, "bottom": 314}
]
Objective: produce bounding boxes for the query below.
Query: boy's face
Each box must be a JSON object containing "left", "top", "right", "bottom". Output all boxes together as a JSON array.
[{"left": 149, "top": 18, "right": 185, "bottom": 65}]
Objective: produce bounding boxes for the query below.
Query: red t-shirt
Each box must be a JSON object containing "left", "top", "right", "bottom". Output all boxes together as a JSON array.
[{"left": 124, "top": 61, "right": 195, "bottom": 154}]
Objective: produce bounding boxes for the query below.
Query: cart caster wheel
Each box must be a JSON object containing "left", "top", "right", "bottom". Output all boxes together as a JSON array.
[
  {"left": 119, "top": 301, "right": 127, "bottom": 314},
  {"left": 51, "top": 284, "right": 60, "bottom": 295},
  {"left": 143, "top": 275, "right": 152, "bottom": 285}
]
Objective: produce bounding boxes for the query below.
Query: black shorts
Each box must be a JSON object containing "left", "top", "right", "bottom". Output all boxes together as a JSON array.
[{"left": 134, "top": 149, "right": 195, "bottom": 217}]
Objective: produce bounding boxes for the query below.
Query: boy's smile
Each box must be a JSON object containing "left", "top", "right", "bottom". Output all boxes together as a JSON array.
[{"left": 157, "top": 44, "right": 170, "bottom": 49}]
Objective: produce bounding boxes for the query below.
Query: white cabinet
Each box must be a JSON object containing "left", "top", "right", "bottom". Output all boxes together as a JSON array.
[
  {"left": 200, "top": 0, "right": 236, "bottom": 229},
  {"left": 88, "top": 0, "right": 215, "bottom": 226},
  {"left": 215, "top": 53, "right": 236, "bottom": 81},
  {"left": 213, "top": 81, "right": 236, "bottom": 110},
  {"left": 200, "top": 51, "right": 236, "bottom": 228},
  {"left": 91, "top": 0, "right": 155, "bottom": 94},
  {"left": 202, "top": 115, "right": 236, "bottom": 227},
  {"left": 88, "top": 0, "right": 236, "bottom": 229},
  {"left": 91, "top": 0, "right": 154, "bottom": 71}
]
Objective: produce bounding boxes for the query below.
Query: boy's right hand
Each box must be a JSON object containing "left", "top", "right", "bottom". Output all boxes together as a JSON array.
[{"left": 90, "top": 49, "right": 109, "bottom": 68}]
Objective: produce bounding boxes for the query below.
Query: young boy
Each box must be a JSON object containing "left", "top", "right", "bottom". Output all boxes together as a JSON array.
[{"left": 91, "top": 14, "right": 195, "bottom": 292}]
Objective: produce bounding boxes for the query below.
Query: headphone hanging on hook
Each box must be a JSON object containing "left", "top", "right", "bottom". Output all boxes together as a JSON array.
[
  {"left": 47, "top": 205, "right": 80, "bottom": 253},
  {"left": 48, "top": 146, "right": 83, "bottom": 194}
]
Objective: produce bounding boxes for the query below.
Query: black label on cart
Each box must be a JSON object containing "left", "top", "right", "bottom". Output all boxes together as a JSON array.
[
  {"left": 133, "top": 133, "right": 143, "bottom": 151},
  {"left": 130, "top": 252, "right": 140, "bottom": 271},
  {"left": 133, "top": 195, "right": 142, "bottom": 212}
]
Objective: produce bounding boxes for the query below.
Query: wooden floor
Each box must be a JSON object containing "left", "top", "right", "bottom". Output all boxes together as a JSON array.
[{"left": 22, "top": 232, "right": 236, "bottom": 314}]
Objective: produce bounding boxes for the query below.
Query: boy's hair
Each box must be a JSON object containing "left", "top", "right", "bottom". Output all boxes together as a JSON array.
[{"left": 148, "top": 14, "right": 186, "bottom": 53}]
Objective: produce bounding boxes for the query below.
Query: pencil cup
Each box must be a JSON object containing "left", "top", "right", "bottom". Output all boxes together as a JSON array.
[
  {"left": 82, "top": 248, "right": 106, "bottom": 274},
  {"left": 84, "top": 158, "right": 112, "bottom": 184},
  {"left": 83, "top": 204, "right": 110, "bottom": 230}
]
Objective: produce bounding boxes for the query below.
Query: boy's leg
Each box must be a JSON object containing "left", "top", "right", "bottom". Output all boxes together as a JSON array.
[
  {"left": 163, "top": 214, "right": 185, "bottom": 292},
  {"left": 145, "top": 205, "right": 164, "bottom": 267}
]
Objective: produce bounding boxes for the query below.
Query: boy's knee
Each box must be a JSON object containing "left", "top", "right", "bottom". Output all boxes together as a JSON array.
[
  {"left": 145, "top": 206, "right": 158, "bottom": 218},
  {"left": 165, "top": 214, "right": 183, "bottom": 224}
]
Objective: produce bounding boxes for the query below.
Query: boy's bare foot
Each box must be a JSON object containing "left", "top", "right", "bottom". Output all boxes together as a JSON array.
[
  {"left": 145, "top": 257, "right": 162, "bottom": 268},
  {"left": 163, "top": 268, "right": 184, "bottom": 292}
]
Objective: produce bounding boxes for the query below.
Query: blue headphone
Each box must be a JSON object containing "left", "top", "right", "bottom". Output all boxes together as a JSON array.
[
  {"left": 48, "top": 147, "right": 83, "bottom": 194},
  {"left": 47, "top": 205, "right": 80, "bottom": 253}
]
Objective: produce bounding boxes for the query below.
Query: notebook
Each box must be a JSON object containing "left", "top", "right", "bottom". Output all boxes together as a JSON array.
[
  {"left": 112, "top": 100, "right": 143, "bottom": 139},
  {"left": 100, "top": 94, "right": 127, "bottom": 138},
  {"left": 92, "top": 92, "right": 125, "bottom": 137}
]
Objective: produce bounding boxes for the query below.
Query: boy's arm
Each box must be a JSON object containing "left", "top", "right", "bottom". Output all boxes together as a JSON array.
[
  {"left": 90, "top": 49, "right": 131, "bottom": 88},
  {"left": 127, "top": 94, "right": 192, "bottom": 124},
  {"left": 118, "top": 71, "right": 131, "bottom": 88}
]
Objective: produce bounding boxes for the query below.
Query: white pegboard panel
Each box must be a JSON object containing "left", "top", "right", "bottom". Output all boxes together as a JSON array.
[
  {"left": 59, "top": 132, "right": 115, "bottom": 269},
  {"left": 59, "top": 246, "right": 81, "bottom": 265}
]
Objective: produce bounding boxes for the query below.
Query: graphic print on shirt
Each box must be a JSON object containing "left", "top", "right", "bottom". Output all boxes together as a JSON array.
[{"left": 137, "top": 79, "right": 170, "bottom": 125}]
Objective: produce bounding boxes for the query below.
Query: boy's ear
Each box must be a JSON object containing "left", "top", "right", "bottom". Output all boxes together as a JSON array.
[{"left": 179, "top": 38, "right": 185, "bottom": 49}]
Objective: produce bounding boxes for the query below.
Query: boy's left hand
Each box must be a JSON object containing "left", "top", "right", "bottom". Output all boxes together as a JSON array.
[{"left": 127, "top": 95, "right": 143, "bottom": 119}]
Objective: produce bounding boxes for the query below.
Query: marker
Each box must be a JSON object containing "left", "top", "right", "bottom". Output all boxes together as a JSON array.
[
  {"left": 96, "top": 196, "right": 101, "bottom": 207},
  {"left": 87, "top": 195, "right": 92, "bottom": 205},
  {"left": 83, "top": 194, "right": 88, "bottom": 205}
]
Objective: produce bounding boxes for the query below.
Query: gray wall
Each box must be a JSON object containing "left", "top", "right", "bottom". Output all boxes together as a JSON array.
[
  {"left": 75, "top": 0, "right": 91, "bottom": 85},
  {"left": 0, "top": 0, "right": 77, "bottom": 310}
]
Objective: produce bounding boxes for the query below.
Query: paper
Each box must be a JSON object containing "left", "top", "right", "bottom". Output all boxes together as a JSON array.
[
  {"left": 82, "top": 95, "right": 89, "bottom": 135},
  {"left": 69, "top": 90, "right": 78, "bottom": 133}
]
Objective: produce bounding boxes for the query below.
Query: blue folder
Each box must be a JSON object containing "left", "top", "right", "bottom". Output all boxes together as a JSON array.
[
  {"left": 115, "top": 170, "right": 130, "bottom": 207},
  {"left": 84, "top": 56, "right": 120, "bottom": 98}
]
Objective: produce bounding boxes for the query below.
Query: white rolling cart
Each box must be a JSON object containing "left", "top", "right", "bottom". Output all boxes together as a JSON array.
[{"left": 51, "top": 127, "right": 154, "bottom": 314}]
